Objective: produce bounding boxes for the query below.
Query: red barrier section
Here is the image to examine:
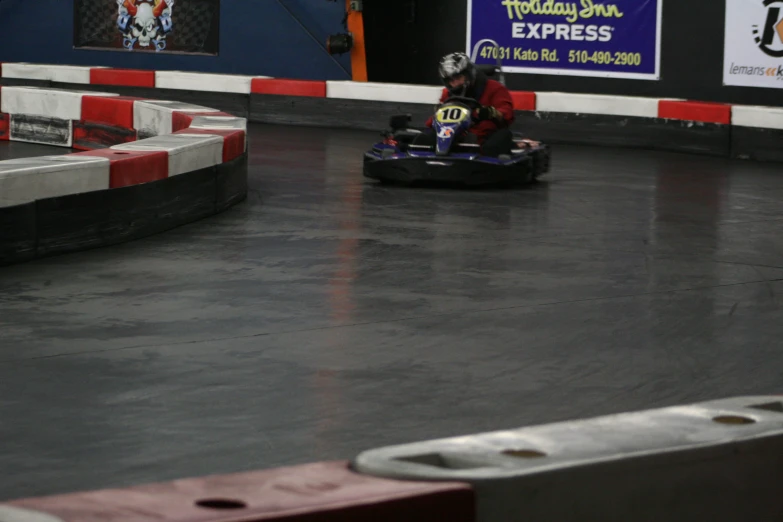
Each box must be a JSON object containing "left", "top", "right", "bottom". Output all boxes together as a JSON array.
[
  {"left": 0, "top": 112, "right": 8, "bottom": 141},
  {"left": 3, "top": 461, "right": 475, "bottom": 522},
  {"left": 511, "top": 91, "right": 537, "bottom": 111},
  {"left": 72, "top": 122, "right": 137, "bottom": 151},
  {"left": 72, "top": 149, "right": 169, "bottom": 188},
  {"left": 172, "top": 111, "right": 234, "bottom": 132},
  {"left": 90, "top": 68, "right": 156, "bottom": 88},
  {"left": 658, "top": 100, "right": 732, "bottom": 125},
  {"left": 252, "top": 78, "right": 327, "bottom": 98},
  {"left": 81, "top": 96, "right": 142, "bottom": 129},
  {"left": 174, "top": 128, "right": 246, "bottom": 163}
]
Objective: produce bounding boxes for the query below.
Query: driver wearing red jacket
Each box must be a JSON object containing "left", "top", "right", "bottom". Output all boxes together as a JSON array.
[{"left": 420, "top": 52, "right": 515, "bottom": 156}]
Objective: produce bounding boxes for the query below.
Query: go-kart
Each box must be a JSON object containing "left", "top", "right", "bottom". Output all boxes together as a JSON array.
[{"left": 363, "top": 77, "right": 550, "bottom": 187}]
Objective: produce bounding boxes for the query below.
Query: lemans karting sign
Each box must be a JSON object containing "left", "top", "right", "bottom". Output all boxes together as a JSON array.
[
  {"left": 724, "top": 0, "right": 783, "bottom": 88},
  {"left": 467, "top": 0, "right": 663, "bottom": 80}
]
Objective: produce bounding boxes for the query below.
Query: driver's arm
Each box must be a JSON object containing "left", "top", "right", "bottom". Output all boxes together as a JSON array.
[{"left": 477, "top": 86, "right": 514, "bottom": 127}]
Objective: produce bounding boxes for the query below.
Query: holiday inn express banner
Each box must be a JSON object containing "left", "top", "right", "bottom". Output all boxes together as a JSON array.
[
  {"left": 723, "top": 0, "right": 783, "bottom": 88},
  {"left": 467, "top": 0, "right": 663, "bottom": 80}
]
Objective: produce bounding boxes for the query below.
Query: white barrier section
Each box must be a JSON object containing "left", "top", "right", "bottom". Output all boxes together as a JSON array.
[
  {"left": 536, "top": 92, "right": 661, "bottom": 118},
  {"left": 187, "top": 115, "right": 248, "bottom": 152},
  {"left": 112, "top": 133, "right": 223, "bottom": 176},
  {"left": 326, "top": 81, "right": 443, "bottom": 104},
  {"left": 352, "top": 396, "right": 783, "bottom": 522},
  {"left": 0, "top": 198, "right": 34, "bottom": 209},
  {"left": 1, "top": 63, "right": 107, "bottom": 84},
  {"left": 0, "top": 156, "right": 110, "bottom": 203},
  {"left": 155, "top": 71, "right": 262, "bottom": 94},
  {"left": 133, "top": 100, "right": 217, "bottom": 138},
  {"left": 731, "top": 105, "right": 783, "bottom": 130},
  {"left": 1, "top": 87, "right": 119, "bottom": 121},
  {"left": 188, "top": 115, "right": 248, "bottom": 131}
]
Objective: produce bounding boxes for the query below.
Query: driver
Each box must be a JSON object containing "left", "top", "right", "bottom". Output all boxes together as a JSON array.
[{"left": 418, "top": 52, "right": 515, "bottom": 157}]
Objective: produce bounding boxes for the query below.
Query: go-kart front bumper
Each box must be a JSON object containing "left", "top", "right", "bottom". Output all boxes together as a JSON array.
[{"left": 362, "top": 152, "right": 536, "bottom": 186}]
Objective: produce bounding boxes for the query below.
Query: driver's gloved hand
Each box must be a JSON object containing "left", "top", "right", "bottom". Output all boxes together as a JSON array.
[{"left": 476, "top": 105, "right": 503, "bottom": 122}]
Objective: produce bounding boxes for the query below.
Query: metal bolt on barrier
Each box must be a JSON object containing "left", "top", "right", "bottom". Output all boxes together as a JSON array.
[{"left": 351, "top": 396, "right": 783, "bottom": 522}]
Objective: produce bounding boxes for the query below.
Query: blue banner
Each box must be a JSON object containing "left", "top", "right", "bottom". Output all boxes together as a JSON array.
[{"left": 467, "top": 0, "right": 662, "bottom": 80}]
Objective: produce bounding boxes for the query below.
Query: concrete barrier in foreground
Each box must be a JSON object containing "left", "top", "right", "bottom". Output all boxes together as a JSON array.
[{"left": 352, "top": 395, "right": 783, "bottom": 522}]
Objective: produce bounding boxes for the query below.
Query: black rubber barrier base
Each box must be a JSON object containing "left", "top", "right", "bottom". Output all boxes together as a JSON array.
[
  {"left": 513, "top": 112, "right": 730, "bottom": 157},
  {"left": 0, "top": 153, "right": 248, "bottom": 266},
  {"left": 250, "top": 94, "right": 435, "bottom": 131},
  {"left": 0, "top": 201, "right": 36, "bottom": 265},
  {"left": 731, "top": 126, "right": 783, "bottom": 163},
  {"left": 216, "top": 153, "right": 249, "bottom": 212}
]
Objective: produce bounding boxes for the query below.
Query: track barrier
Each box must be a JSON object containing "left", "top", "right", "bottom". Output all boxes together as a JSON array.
[{"left": 3, "top": 62, "right": 779, "bottom": 161}]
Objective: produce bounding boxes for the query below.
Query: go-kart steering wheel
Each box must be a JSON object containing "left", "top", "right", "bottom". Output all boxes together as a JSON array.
[
  {"left": 441, "top": 96, "right": 483, "bottom": 121},
  {"left": 442, "top": 96, "right": 482, "bottom": 110}
]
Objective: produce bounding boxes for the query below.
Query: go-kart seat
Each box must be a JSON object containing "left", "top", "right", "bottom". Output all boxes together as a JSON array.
[{"left": 476, "top": 64, "right": 500, "bottom": 77}]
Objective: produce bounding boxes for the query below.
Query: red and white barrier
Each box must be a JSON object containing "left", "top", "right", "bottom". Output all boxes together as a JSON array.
[
  {"left": 353, "top": 396, "right": 783, "bottom": 522},
  {"left": 0, "top": 112, "right": 9, "bottom": 141},
  {"left": 72, "top": 149, "right": 169, "bottom": 188},
  {"left": 1, "top": 86, "right": 118, "bottom": 121},
  {"left": 326, "top": 81, "right": 443, "bottom": 104},
  {"left": 251, "top": 78, "right": 327, "bottom": 97},
  {"left": 90, "top": 68, "right": 156, "bottom": 88},
  {"left": 536, "top": 92, "right": 666, "bottom": 118},
  {"left": 133, "top": 100, "right": 221, "bottom": 138},
  {"left": 731, "top": 104, "right": 783, "bottom": 130},
  {"left": 2, "top": 61, "right": 782, "bottom": 131},
  {"left": 187, "top": 114, "right": 247, "bottom": 131},
  {"left": 155, "top": 71, "right": 262, "bottom": 94},
  {"left": 1, "top": 63, "right": 106, "bottom": 84},
  {"left": 0, "top": 71, "right": 249, "bottom": 205},
  {"left": 0, "top": 461, "right": 475, "bottom": 522},
  {"left": 112, "top": 133, "right": 223, "bottom": 176}
]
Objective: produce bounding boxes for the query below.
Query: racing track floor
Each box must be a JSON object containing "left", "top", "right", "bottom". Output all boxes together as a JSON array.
[{"left": 2, "top": 125, "right": 783, "bottom": 500}]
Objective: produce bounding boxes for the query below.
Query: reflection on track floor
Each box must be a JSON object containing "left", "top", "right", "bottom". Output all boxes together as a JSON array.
[{"left": 2, "top": 123, "right": 783, "bottom": 499}]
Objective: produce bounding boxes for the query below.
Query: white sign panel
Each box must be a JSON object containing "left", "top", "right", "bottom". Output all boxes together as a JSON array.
[{"left": 724, "top": 0, "right": 783, "bottom": 88}]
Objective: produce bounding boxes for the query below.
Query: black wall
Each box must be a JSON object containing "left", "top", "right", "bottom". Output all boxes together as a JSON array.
[{"left": 364, "top": 0, "right": 783, "bottom": 107}]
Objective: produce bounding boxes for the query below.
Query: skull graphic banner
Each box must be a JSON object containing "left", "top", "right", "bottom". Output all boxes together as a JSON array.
[{"left": 74, "top": 0, "right": 220, "bottom": 55}]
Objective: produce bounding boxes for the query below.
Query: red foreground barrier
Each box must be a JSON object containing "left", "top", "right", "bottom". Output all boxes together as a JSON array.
[
  {"left": 174, "top": 128, "right": 246, "bottom": 163},
  {"left": 0, "top": 112, "right": 8, "bottom": 141},
  {"left": 81, "top": 96, "right": 143, "bottom": 129},
  {"left": 658, "top": 100, "right": 732, "bottom": 125},
  {"left": 172, "top": 111, "right": 234, "bottom": 132},
  {"left": 90, "top": 68, "right": 156, "bottom": 88},
  {"left": 72, "top": 149, "right": 169, "bottom": 188},
  {"left": 510, "top": 91, "right": 536, "bottom": 111},
  {"left": 1, "top": 461, "right": 474, "bottom": 522},
  {"left": 251, "top": 79, "right": 327, "bottom": 98}
]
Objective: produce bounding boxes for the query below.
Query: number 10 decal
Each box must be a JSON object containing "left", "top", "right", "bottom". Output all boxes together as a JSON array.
[{"left": 436, "top": 106, "right": 468, "bottom": 123}]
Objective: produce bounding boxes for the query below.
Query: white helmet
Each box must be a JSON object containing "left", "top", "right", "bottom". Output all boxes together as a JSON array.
[{"left": 438, "top": 52, "right": 476, "bottom": 96}]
